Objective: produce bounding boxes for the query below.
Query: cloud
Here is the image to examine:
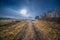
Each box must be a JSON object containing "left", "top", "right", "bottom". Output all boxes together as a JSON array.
[
  {"left": 0, "top": 7, "right": 26, "bottom": 19},
  {"left": 0, "top": 0, "right": 60, "bottom": 19}
]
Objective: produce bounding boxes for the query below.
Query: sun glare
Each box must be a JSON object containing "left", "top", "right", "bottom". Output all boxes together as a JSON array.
[{"left": 20, "top": 9, "right": 27, "bottom": 15}]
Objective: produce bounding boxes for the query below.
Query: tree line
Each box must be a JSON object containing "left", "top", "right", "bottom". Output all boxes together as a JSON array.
[{"left": 35, "top": 8, "right": 60, "bottom": 22}]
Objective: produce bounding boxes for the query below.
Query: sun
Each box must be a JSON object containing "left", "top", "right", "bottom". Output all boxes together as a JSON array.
[{"left": 20, "top": 9, "right": 27, "bottom": 15}]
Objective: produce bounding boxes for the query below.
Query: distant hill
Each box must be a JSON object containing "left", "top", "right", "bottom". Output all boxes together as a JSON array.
[{"left": 0, "top": 17, "right": 16, "bottom": 20}]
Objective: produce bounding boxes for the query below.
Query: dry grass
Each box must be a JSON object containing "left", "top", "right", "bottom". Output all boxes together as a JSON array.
[
  {"left": 0, "top": 20, "right": 13, "bottom": 26},
  {"left": 0, "top": 20, "right": 60, "bottom": 40},
  {"left": 34, "top": 20, "right": 60, "bottom": 40},
  {"left": 0, "top": 21, "right": 27, "bottom": 40}
]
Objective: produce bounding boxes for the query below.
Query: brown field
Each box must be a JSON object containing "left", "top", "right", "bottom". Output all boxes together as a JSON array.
[
  {"left": 34, "top": 20, "right": 60, "bottom": 40},
  {"left": 0, "top": 20, "right": 60, "bottom": 40},
  {"left": 0, "top": 20, "right": 27, "bottom": 40}
]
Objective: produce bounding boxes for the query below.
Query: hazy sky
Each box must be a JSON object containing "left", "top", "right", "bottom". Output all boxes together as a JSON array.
[{"left": 0, "top": 0, "right": 60, "bottom": 19}]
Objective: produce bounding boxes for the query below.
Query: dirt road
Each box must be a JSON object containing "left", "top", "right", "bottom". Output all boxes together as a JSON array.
[
  {"left": 0, "top": 20, "right": 59, "bottom": 40},
  {"left": 14, "top": 20, "right": 43, "bottom": 40}
]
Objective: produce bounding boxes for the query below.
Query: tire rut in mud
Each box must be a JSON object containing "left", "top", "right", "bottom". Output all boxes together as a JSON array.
[
  {"left": 13, "top": 24, "right": 28, "bottom": 40},
  {"left": 32, "top": 23, "right": 43, "bottom": 40}
]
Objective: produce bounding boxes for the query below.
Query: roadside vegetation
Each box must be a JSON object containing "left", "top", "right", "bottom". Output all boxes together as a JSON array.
[
  {"left": 35, "top": 20, "right": 60, "bottom": 40},
  {"left": 34, "top": 8, "right": 60, "bottom": 40},
  {"left": 0, "top": 19, "right": 27, "bottom": 40}
]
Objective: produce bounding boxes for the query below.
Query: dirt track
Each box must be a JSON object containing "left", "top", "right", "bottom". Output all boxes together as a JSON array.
[
  {"left": 0, "top": 20, "right": 59, "bottom": 40},
  {"left": 14, "top": 20, "right": 43, "bottom": 40}
]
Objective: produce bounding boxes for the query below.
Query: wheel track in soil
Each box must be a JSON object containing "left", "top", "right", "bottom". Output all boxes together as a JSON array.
[
  {"left": 32, "top": 23, "right": 43, "bottom": 40},
  {"left": 13, "top": 24, "right": 28, "bottom": 40}
]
